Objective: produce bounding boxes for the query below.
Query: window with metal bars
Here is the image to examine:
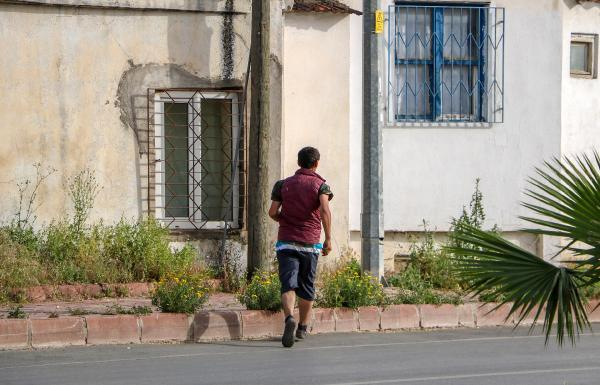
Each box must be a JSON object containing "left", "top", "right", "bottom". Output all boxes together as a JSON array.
[
  {"left": 153, "top": 90, "right": 243, "bottom": 230},
  {"left": 388, "top": 3, "right": 504, "bottom": 123}
]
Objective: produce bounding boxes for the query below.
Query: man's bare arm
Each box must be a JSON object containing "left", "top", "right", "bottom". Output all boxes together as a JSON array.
[
  {"left": 269, "top": 201, "right": 282, "bottom": 222},
  {"left": 319, "top": 194, "right": 332, "bottom": 256}
]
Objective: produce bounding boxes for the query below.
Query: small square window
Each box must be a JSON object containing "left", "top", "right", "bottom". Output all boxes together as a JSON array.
[{"left": 570, "top": 33, "right": 598, "bottom": 79}]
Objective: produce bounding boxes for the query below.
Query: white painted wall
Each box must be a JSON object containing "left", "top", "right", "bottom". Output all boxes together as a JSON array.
[
  {"left": 349, "top": 0, "right": 564, "bottom": 235},
  {"left": 283, "top": 12, "right": 353, "bottom": 258},
  {"left": 561, "top": 0, "right": 600, "bottom": 156}
]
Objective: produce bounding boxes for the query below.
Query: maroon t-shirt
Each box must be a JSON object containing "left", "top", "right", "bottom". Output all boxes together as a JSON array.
[{"left": 271, "top": 169, "right": 333, "bottom": 244}]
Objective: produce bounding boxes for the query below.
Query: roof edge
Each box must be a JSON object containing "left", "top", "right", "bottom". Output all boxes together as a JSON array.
[{"left": 287, "top": 0, "right": 362, "bottom": 16}]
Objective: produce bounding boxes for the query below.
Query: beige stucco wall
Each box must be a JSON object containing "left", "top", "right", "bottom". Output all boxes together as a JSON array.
[
  {"left": 282, "top": 13, "right": 352, "bottom": 262},
  {"left": 0, "top": 1, "right": 250, "bottom": 226}
]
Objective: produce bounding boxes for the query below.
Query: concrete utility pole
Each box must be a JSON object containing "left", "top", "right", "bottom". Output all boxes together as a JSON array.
[
  {"left": 248, "top": 0, "right": 271, "bottom": 275},
  {"left": 361, "top": 1, "right": 384, "bottom": 279}
]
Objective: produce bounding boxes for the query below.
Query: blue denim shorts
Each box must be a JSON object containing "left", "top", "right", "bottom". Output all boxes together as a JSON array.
[{"left": 276, "top": 249, "right": 319, "bottom": 301}]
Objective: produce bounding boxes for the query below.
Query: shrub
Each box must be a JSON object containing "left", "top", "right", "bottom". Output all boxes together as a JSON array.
[
  {"left": 41, "top": 221, "right": 108, "bottom": 283},
  {"left": 8, "top": 306, "right": 27, "bottom": 319},
  {"left": 1, "top": 166, "right": 204, "bottom": 304},
  {"left": 152, "top": 274, "right": 209, "bottom": 313},
  {"left": 393, "top": 289, "right": 462, "bottom": 305},
  {"left": 12, "top": 217, "right": 196, "bottom": 288},
  {"left": 387, "top": 264, "right": 462, "bottom": 305},
  {"left": 0, "top": 229, "right": 44, "bottom": 302},
  {"left": 408, "top": 221, "right": 459, "bottom": 291},
  {"left": 384, "top": 221, "right": 461, "bottom": 305},
  {"left": 102, "top": 218, "right": 195, "bottom": 282},
  {"left": 103, "top": 303, "right": 152, "bottom": 316},
  {"left": 448, "top": 178, "right": 498, "bottom": 250},
  {"left": 317, "top": 259, "right": 385, "bottom": 309},
  {"left": 387, "top": 264, "right": 431, "bottom": 292},
  {"left": 447, "top": 178, "right": 501, "bottom": 301},
  {"left": 238, "top": 270, "right": 281, "bottom": 311}
]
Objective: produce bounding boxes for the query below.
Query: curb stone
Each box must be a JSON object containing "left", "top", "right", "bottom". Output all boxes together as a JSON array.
[{"left": 3, "top": 302, "right": 595, "bottom": 350}]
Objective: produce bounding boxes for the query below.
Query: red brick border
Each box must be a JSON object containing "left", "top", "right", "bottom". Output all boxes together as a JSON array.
[
  {"left": 240, "top": 310, "right": 284, "bottom": 339},
  {"left": 335, "top": 308, "right": 358, "bottom": 332},
  {"left": 31, "top": 317, "right": 85, "bottom": 348},
  {"left": 3, "top": 302, "right": 600, "bottom": 350},
  {"left": 0, "top": 319, "right": 29, "bottom": 349},
  {"left": 85, "top": 315, "right": 140, "bottom": 345},
  {"left": 194, "top": 310, "right": 242, "bottom": 341},
  {"left": 476, "top": 303, "right": 513, "bottom": 327},
  {"left": 380, "top": 305, "right": 419, "bottom": 330},
  {"left": 358, "top": 306, "right": 380, "bottom": 331},
  {"left": 419, "top": 304, "right": 459, "bottom": 328},
  {"left": 311, "top": 308, "right": 335, "bottom": 334},
  {"left": 140, "top": 313, "right": 192, "bottom": 342}
]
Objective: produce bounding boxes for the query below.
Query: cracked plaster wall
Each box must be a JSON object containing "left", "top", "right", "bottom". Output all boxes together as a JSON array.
[{"left": 0, "top": 2, "right": 250, "bottom": 226}]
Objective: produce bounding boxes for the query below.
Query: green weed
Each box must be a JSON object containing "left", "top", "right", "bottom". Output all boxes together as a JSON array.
[{"left": 238, "top": 270, "right": 281, "bottom": 311}]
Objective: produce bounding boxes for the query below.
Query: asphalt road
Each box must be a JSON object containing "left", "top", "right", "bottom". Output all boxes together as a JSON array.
[{"left": 2, "top": 326, "right": 600, "bottom": 385}]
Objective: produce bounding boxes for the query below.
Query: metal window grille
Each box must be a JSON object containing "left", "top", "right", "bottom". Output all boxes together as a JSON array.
[
  {"left": 387, "top": 4, "right": 505, "bottom": 123},
  {"left": 151, "top": 90, "right": 245, "bottom": 230}
]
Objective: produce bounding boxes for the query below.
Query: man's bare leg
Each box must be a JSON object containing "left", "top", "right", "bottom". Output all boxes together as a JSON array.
[
  {"left": 281, "top": 290, "right": 296, "bottom": 318},
  {"left": 298, "top": 298, "right": 313, "bottom": 326}
]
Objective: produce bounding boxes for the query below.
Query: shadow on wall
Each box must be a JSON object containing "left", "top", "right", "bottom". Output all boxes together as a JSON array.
[
  {"left": 563, "top": 0, "right": 600, "bottom": 10},
  {"left": 193, "top": 311, "right": 242, "bottom": 341},
  {"left": 284, "top": 12, "right": 347, "bottom": 33}
]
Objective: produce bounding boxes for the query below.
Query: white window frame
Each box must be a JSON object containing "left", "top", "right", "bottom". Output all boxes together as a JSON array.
[
  {"left": 154, "top": 91, "right": 240, "bottom": 230},
  {"left": 570, "top": 33, "right": 598, "bottom": 79}
]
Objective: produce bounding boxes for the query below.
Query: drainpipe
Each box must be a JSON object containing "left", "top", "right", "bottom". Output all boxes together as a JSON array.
[{"left": 361, "top": 0, "right": 384, "bottom": 279}]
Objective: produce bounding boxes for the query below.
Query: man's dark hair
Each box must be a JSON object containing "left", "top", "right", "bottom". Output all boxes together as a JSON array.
[{"left": 298, "top": 147, "right": 320, "bottom": 169}]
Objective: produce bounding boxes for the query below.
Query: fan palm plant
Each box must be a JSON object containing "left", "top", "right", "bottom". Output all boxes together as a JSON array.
[{"left": 447, "top": 151, "right": 600, "bottom": 345}]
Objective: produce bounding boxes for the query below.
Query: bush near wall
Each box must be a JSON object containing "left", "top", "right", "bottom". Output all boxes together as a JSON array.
[
  {"left": 0, "top": 168, "right": 206, "bottom": 303},
  {"left": 386, "top": 227, "right": 463, "bottom": 305},
  {"left": 0, "top": 219, "right": 197, "bottom": 303},
  {"left": 238, "top": 270, "right": 282, "bottom": 311},
  {"left": 317, "top": 260, "right": 386, "bottom": 309},
  {"left": 152, "top": 273, "right": 210, "bottom": 313}
]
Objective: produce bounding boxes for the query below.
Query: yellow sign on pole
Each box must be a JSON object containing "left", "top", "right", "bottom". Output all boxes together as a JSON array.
[{"left": 375, "top": 10, "right": 384, "bottom": 34}]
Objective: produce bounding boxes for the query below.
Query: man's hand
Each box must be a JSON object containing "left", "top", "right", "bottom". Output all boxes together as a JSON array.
[{"left": 322, "top": 239, "right": 332, "bottom": 256}]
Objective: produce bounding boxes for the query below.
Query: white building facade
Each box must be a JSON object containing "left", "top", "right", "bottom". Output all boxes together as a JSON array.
[{"left": 340, "top": 0, "right": 600, "bottom": 270}]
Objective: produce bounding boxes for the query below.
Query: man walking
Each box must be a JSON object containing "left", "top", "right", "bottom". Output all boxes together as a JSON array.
[{"left": 268, "top": 146, "right": 333, "bottom": 348}]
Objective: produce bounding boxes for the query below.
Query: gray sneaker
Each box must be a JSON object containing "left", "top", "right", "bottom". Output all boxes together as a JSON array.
[
  {"left": 282, "top": 316, "right": 297, "bottom": 348},
  {"left": 295, "top": 325, "right": 308, "bottom": 340}
]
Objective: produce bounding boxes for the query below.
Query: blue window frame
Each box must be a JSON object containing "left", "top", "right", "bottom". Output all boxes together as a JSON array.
[{"left": 389, "top": 3, "right": 504, "bottom": 123}]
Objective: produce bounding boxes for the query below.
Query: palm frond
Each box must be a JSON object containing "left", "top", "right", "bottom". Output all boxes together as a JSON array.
[{"left": 447, "top": 226, "right": 590, "bottom": 346}]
